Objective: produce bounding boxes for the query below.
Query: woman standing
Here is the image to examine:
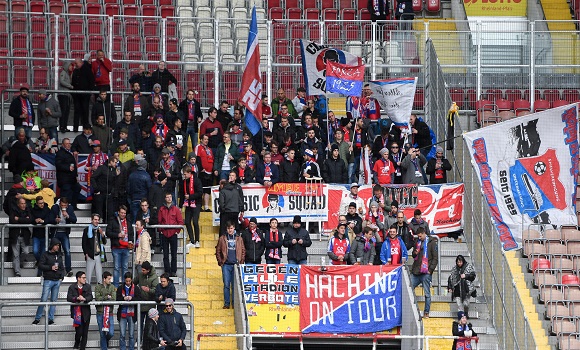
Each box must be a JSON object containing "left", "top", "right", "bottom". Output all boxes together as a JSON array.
[
  {"left": 447, "top": 255, "right": 476, "bottom": 317},
  {"left": 179, "top": 166, "right": 203, "bottom": 247},
  {"left": 82, "top": 213, "right": 107, "bottom": 285}
]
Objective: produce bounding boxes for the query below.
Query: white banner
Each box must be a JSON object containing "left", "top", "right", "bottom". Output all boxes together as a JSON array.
[
  {"left": 211, "top": 183, "right": 329, "bottom": 226},
  {"left": 369, "top": 77, "right": 417, "bottom": 127},
  {"left": 300, "top": 39, "right": 362, "bottom": 96},
  {"left": 463, "top": 104, "right": 579, "bottom": 250}
]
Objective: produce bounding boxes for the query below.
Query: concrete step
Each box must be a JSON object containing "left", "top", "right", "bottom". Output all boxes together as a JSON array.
[
  {"left": 0, "top": 288, "right": 188, "bottom": 300},
  {"left": 2, "top": 260, "right": 190, "bottom": 270},
  {"left": 0, "top": 339, "right": 191, "bottom": 349},
  {"left": 2, "top": 306, "right": 192, "bottom": 321}
]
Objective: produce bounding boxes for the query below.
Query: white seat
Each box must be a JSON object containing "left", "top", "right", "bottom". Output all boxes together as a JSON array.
[
  {"left": 214, "top": 0, "right": 229, "bottom": 7},
  {"left": 257, "top": 24, "right": 268, "bottom": 41},
  {"left": 200, "top": 55, "right": 216, "bottom": 71},
  {"left": 255, "top": 8, "right": 266, "bottom": 19},
  {"left": 346, "top": 40, "right": 363, "bottom": 59},
  {"left": 183, "top": 54, "right": 200, "bottom": 71},
  {"left": 195, "top": 6, "right": 211, "bottom": 18},
  {"left": 220, "top": 54, "right": 238, "bottom": 71},
  {"left": 180, "top": 23, "right": 196, "bottom": 38},
  {"left": 214, "top": 7, "right": 230, "bottom": 20},
  {"left": 199, "top": 38, "right": 216, "bottom": 55},
  {"left": 233, "top": 7, "right": 248, "bottom": 20},
  {"left": 235, "top": 23, "right": 249, "bottom": 40},
  {"left": 177, "top": 0, "right": 192, "bottom": 6},
  {"left": 218, "top": 23, "right": 232, "bottom": 39},
  {"left": 178, "top": 6, "right": 193, "bottom": 18},
  {"left": 197, "top": 22, "right": 214, "bottom": 39},
  {"left": 236, "top": 39, "right": 248, "bottom": 55},
  {"left": 219, "top": 38, "right": 235, "bottom": 55},
  {"left": 231, "top": 0, "right": 247, "bottom": 7},
  {"left": 181, "top": 38, "right": 197, "bottom": 53}
]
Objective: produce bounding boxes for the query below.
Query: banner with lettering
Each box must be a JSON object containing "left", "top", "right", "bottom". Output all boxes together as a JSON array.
[
  {"left": 211, "top": 183, "right": 328, "bottom": 225},
  {"left": 369, "top": 78, "right": 417, "bottom": 128},
  {"left": 463, "top": 104, "right": 578, "bottom": 250},
  {"left": 463, "top": 0, "right": 527, "bottom": 16},
  {"left": 32, "top": 153, "right": 91, "bottom": 201},
  {"left": 300, "top": 265, "right": 402, "bottom": 334},
  {"left": 240, "top": 264, "right": 300, "bottom": 305}
]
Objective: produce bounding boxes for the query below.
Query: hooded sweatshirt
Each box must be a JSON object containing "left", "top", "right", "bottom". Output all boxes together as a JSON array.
[{"left": 38, "top": 238, "right": 65, "bottom": 280}]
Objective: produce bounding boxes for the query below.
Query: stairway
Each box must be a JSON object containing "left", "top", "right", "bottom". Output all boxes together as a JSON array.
[{"left": 413, "top": 19, "right": 466, "bottom": 74}]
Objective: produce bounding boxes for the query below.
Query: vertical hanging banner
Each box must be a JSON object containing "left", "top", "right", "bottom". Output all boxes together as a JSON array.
[
  {"left": 238, "top": 6, "right": 263, "bottom": 135},
  {"left": 369, "top": 78, "right": 417, "bottom": 128},
  {"left": 463, "top": 104, "right": 578, "bottom": 250},
  {"left": 325, "top": 61, "right": 366, "bottom": 97},
  {"left": 300, "top": 39, "right": 363, "bottom": 96},
  {"left": 300, "top": 265, "right": 402, "bottom": 334}
]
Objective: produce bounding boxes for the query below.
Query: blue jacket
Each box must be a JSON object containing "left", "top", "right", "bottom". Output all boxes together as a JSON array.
[
  {"left": 380, "top": 236, "right": 408, "bottom": 264},
  {"left": 159, "top": 309, "right": 187, "bottom": 343},
  {"left": 48, "top": 203, "right": 78, "bottom": 236},
  {"left": 255, "top": 161, "right": 280, "bottom": 185},
  {"left": 127, "top": 167, "right": 152, "bottom": 201}
]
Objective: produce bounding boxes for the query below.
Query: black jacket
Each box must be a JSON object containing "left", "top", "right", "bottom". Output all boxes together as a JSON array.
[
  {"left": 91, "top": 163, "right": 118, "bottom": 195},
  {"left": 71, "top": 133, "right": 95, "bottom": 154},
  {"left": 279, "top": 159, "right": 301, "bottom": 183},
  {"left": 155, "top": 279, "right": 176, "bottom": 310},
  {"left": 55, "top": 147, "right": 77, "bottom": 187},
  {"left": 92, "top": 96, "right": 117, "bottom": 128},
  {"left": 283, "top": 226, "right": 312, "bottom": 262},
  {"left": 48, "top": 203, "right": 77, "bottom": 236},
  {"left": 411, "top": 119, "right": 432, "bottom": 150},
  {"left": 148, "top": 183, "right": 166, "bottom": 212},
  {"left": 218, "top": 182, "right": 244, "bottom": 213},
  {"left": 9, "top": 95, "right": 35, "bottom": 127},
  {"left": 143, "top": 317, "right": 161, "bottom": 350},
  {"left": 38, "top": 238, "right": 65, "bottom": 280},
  {"left": 425, "top": 157, "right": 453, "bottom": 184},
  {"left": 31, "top": 203, "right": 52, "bottom": 239},
  {"left": 241, "top": 228, "right": 266, "bottom": 263},
  {"left": 116, "top": 283, "right": 142, "bottom": 322},
  {"left": 178, "top": 98, "right": 202, "bottom": 133},
  {"left": 323, "top": 156, "right": 348, "bottom": 184},
  {"left": 67, "top": 282, "right": 93, "bottom": 321},
  {"left": 106, "top": 214, "right": 134, "bottom": 249},
  {"left": 71, "top": 61, "right": 95, "bottom": 91},
  {"left": 151, "top": 69, "right": 177, "bottom": 93},
  {"left": 82, "top": 225, "right": 107, "bottom": 259},
  {"left": 8, "top": 140, "right": 33, "bottom": 176},
  {"left": 9, "top": 205, "right": 33, "bottom": 243},
  {"left": 179, "top": 175, "right": 203, "bottom": 208}
]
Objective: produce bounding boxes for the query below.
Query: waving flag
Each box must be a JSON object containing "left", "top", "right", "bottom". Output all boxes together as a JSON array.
[
  {"left": 238, "top": 7, "right": 263, "bottom": 135},
  {"left": 370, "top": 77, "right": 417, "bottom": 127},
  {"left": 300, "top": 39, "right": 363, "bottom": 96},
  {"left": 326, "top": 61, "right": 365, "bottom": 97}
]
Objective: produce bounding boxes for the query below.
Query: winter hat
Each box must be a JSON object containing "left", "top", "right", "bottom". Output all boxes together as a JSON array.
[
  {"left": 370, "top": 201, "right": 378, "bottom": 208},
  {"left": 379, "top": 148, "right": 388, "bottom": 156},
  {"left": 165, "top": 298, "right": 174, "bottom": 305},
  {"left": 148, "top": 309, "right": 159, "bottom": 319},
  {"left": 304, "top": 149, "right": 314, "bottom": 157},
  {"left": 157, "top": 172, "right": 167, "bottom": 182},
  {"left": 249, "top": 217, "right": 258, "bottom": 225},
  {"left": 153, "top": 83, "right": 162, "bottom": 90},
  {"left": 457, "top": 311, "right": 466, "bottom": 320},
  {"left": 293, "top": 215, "right": 301, "bottom": 224}
]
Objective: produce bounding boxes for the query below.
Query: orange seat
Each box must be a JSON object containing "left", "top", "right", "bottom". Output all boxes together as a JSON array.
[
  {"left": 532, "top": 258, "right": 551, "bottom": 271},
  {"left": 562, "top": 275, "right": 580, "bottom": 285}
]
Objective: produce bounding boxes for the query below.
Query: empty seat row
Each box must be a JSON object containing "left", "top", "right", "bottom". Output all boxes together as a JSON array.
[
  {"left": 524, "top": 240, "right": 580, "bottom": 258},
  {"left": 534, "top": 269, "right": 580, "bottom": 288},
  {"left": 269, "top": 7, "right": 372, "bottom": 21},
  {"left": 267, "top": 0, "right": 364, "bottom": 10},
  {"left": 450, "top": 88, "right": 580, "bottom": 110}
]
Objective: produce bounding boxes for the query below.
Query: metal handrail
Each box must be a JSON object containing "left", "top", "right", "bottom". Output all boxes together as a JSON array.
[{"left": 0, "top": 300, "right": 194, "bottom": 350}]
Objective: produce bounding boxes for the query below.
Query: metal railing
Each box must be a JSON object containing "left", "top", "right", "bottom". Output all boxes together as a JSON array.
[
  {"left": 234, "top": 265, "right": 251, "bottom": 350},
  {"left": 0, "top": 300, "right": 194, "bottom": 350}
]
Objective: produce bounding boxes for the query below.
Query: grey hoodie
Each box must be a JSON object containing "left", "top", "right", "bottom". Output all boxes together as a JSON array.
[
  {"left": 59, "top": 62, "right": 73, "bottom": 96},
  {"left": 37, "top": 94, "right": 62, "bottom": 128}
]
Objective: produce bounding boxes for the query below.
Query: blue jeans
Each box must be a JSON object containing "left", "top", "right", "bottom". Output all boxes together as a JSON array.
[
  {"left": 112, "top": 248, "right": 129, "bottom": 287},
  {"left": 46, "top": 126, "right": 58, "bottom": 143},
  {"left": 97, "top": 313, "right": 115, "bottom": 350},
  {"left": 348, "top": 162, "right": 355, "bottom": 183},
  {"left": 222, "top": 264, "right": 235, "bottom": 307},
  {"left": 54, "top": 232, "right": 71, "bottom": 272},
  {"left": 59, "top": 181, "right": 81, "bottom": 207},
  {"left": 411, "top": 273, "right": 432, "bottom": 313},
  {"left": 119, "top": 316, "right": 135, "bottom": 350},
  {"left": 162, "top": 234, "right": 178, "bottom": 274},
  {"left": 32, "top": 236, "right": 46, "bottom": 276},
  {"left": 35, "top": 279, "right": 61, "bottom": 321},
  {"left": 287, "top": 259, "right": 308, "bottom": 265},
  {"left": 219, "top": 170, "right": 230, "bottom": 180},
  {"left": 130, "top": 200, "right": 141, "bottom": 224},
  {"left": 185, "top": 125, "right": 197, "bottom": 149}
]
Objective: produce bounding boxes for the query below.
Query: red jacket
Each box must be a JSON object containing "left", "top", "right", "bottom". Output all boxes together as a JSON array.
[
  {"left": 92, "top": 58, "right": 112, "bottom": 86},
  {"left": 194, "top": 144, "right": 214, "bottom": 174},
  {"left": 157, "top": 204, "right": 184, "bottom": 238}
]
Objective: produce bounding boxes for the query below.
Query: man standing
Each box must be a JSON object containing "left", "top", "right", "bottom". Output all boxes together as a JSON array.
[
  {"left": 180, "top": 166, "right": 202, "bottom": 247},
  {"left": 55, "top": 138, "right": 82, "bottom": 209},
  {"left": 67, "top": 271, "right": 93, "bottom": 350},
  {"left": 71, "top": 55, "right": 95, "bottom": 132},
  {"left": 256, "top": 152, "right": 280, "bottom": 187},
  {"left": 411, "top": 227, "right": 438, "bottom": 319},
  {"left": 213, "top": 132, "right": 240, "bottom": 180},
  {"left": 179, "top": 89, "right": 203, "bottom": 149},
  {"left": 143, "top": 309, "right": 164, "bottom": 350},
  {"left": 216, "top": 222, "right": 245, "bottom": 309},
  {"left": 37, "top": 89, "right": 61, "bottom": 142},
  {"left": 339, "top": 183, "right": 366, "bottom": 216},
  {"left": 106, "top": 205, "right": 133, "bottom": 287},
  {"left": 271, "top": 88, "right": 298, "bottom": 118},
  {"left": 409, "top": 209, "right": 431, "bottom": 236},
  {"left": 59, "top": 62, "right": 74, "bottom": 132},
  {"left": 241, "top": 218, "right": 265, "bottom": 264},
  {"left": 264, "top": 218, "right": 283, "bottom": 264},
  {"left": 95, "top": 271, "right": 116, "bottom": 350},
  {"left": 158, "top": 298, "right": 187, "bottom": 350},
  {"left": 323, "top": 144, "right": 348, "bottom": 184},
  {"left": 8, "top": 197, "right": 32, "bottom": 277},
  {"left": 199, "top": 107, "right": 224, "bottom": 152},
  {"left": 129, "top": 64, "right": 153, "bottom": 93},
  {"left": 151, "top": 61, "right": 177, "bottom": 93},
  {"left": 218, "top": 171, "right": 244, "bottom": 234},
  {"left": 82, "top": 213, "right": 106, "bottom": 285},
  {"left": 127, "top": 158, "right": 152, "bottom": 222},
  {"left": 92, "top": 50, "right": 112, "bottom": 91},
  {"left": 327, "top": 223, "right": 351, "bottom": 265},
  {"left": 134, "top": 261, "right": 159, "bottom": 329},
  {"left": 93, "top": 115, "right": 113, "bottom": 154},
  {"left": 33, "top": 238, "right": 64, "bottom": 325},
  {"left": 9, "top": 85, "right": 35, "bottom": 138},
  {"left": 380, "top": 226, "right": 409, "bottom": 265},
  {"left": 425, "top": 146, "right": 453, "bottom": 184},
  {"left": 123, "top": 83, "right": 150, "bottom": 127},
  {"left": 116, "top": 272, "right": 142, "bottom": 350},
  {"left": 409, "top": 114, "right": 432, "bottom": 158},
  {"left": 299, "top": 149, "right": 321, "bottom": 182},
  {"left": 372, "top": 148, "right": 396, "bottom": 185},
  {"left": 283, "top": 216, "right": 312, "bottom": 265},
  {"left": 49, "top": 197, "right": 77, "bottom": 277},
  {"left": 91, "top": 157, "right": 120, "bottom": 221},
  {"left": 158, "top": 193, "right": 184, "bottom": 277},
  {"left": 92, "top": 89, "right": 117, "bottom": 128},
  {"left": 393, "top": 210, "right": 414, "bottom": 250},
  {"left": 401, "top": 146, "right": 427, "bottom": 185}
]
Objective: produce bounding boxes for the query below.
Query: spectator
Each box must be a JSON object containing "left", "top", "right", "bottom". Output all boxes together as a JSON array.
[
  {"left": 411, "top": 227, "right": 438, "bottom": 319},
  {"left": 92, "top": 50, "right": 112, "bottom": 91},
  {"left": 92, "top": 89, "right": 117, "bottom": 128},
  {"left": 134, "top": 260, "right": 158, "bottom": 329},
  {"left": 21, "top": 179, "right": 55, "bottom": 208},
  {"left": 9, "top": 197, "right": 33, "bottom": 277},
  {"left": 59, "top": 62, "right": 74, "bottom": 132},
  {"left": 183, "top": 152, "right": 199, "bottom": 174},
  {"left": 279, "top": 149, "right": 300, "bottom": 183},
  {"left": 300, "top": 128, "right": 324, "bottom": 158},
  {"left": 380, "top": 226, "right": 408, "bottom": 265},
  {"left": 148, "top": 172, "right": 168, "bottom": 217},
  {"left": 115, "top": 111, "right": 141, "bottom": 147},
  {"left": 216, "top": 222, "right": 245, "bottom": 309},
  {"left": 327, "top": 223, "right": 351, "bottom": 265},
  {"left": 368, "top": 184, "right": 390, "bottom": 213},
  {"left": 364, "top": 201, "right": 385, "bottom": 233},
  {"left": 401, "top": 146, "right": 427, "bottom": 185},
  {"left": 241, "top": 217, "right": 265, "bottom": 264},
  {"left": 67, "top": 271, "right": 93, "bottom": 350},
  {"left": 213, "top": 132, "right": 240, "bottom": 180},
  {"left": 158, "top": 192, "right": 184, "bottom": 277},
  {"left": 124, "top": 82, "right": 150, "bottom": 127},
  {"left": 389, "top": 141, "right": 405, "bottom": 184},
  {"left": 448, "top": 255, "right": 477, "bottom": 318},
  {"left": 384, "top": 200, "right": 400, "bottom": 229},
  {"left": 151, "top": 61, "right": 177, "bottom": 93},
  {"left": 151, "top": 113, "right": 170, "bottom": 140},
  {"left": 300, "top": 149, "right": 321, "bottom": 181},
  {"left": 194, "top": 134, "right": 215, "bottom": 212},
  {"left": 333, "top": 129, "right": 355, "bottom": 182},
  {"left": 37, "top": 89, "right": 61, "bottom": 142},
  {"left": 30, "top": 196, "right": 51, "bottom": 275},
  {"left": 373, "top": 148, "right": 396, "bottom": 185},
  {"left": 409, "top": 209, "right": 430, "bottom": 235},
  {"left": 452, "top": 311, "right": 477, "bottom": 350},
  {"left": 241, "top": 141, "right": 259, "bottom": 170},
  {"left": 217, "top": 101, "right": 233, "bottom": 133},
  {"left": 86, "top": 141, "right": 108, "bottom": 179},
  {"left": 349, "top": 226, "right": 376, "bottom": 265},
  {"left": 393, "top": 210, "right": 414, "bottom": 250},
  {"left": 34, "top": 127, "right": 59, "bottom": 154},
  {"left": 179, "top": 90, "right": 203, "bottom": 149},
  {"left": 158, "top": 298, "right": 187, "bottom": 350},
  {"left": 361, "top": 84, "right": 381, "bottom": 135},
  {"left": 409, "top": 115, "right": 432, "bottom": 157},
  {"left": 71, "top": 55, "right": 95, "bottom": 132},
  {"left": 82, "top": 213, "right": 107, "bottom": 285},
  {"left": 116, "top": 272, "right": 142, "bottom": 350},
  {"left": 8, "top": 129, "right": 33, "bottom": 182},
  {"left": 264, "top": 218, "right": 283, "bottom": 264},
  {"left": 93, "top": 115, "right": 113, "bottom": 153},
  {"left": 49, "top": 197, "right": 77, "bottom": 277},
  {"left": 167, "top": 99, "right": 185, "bottom": 129},
  {"left": 269, "top": 142, "right": 284, "bottom": 165},
  {"left": 149, "top": 83, "right": 169, "bottom": 113},
  {"left": 129, "top": 64, "right": 153, "bottom": 94},
  {"left": 283, "top": 216, "right": 312, "bottom": 265},
  {"left": 33, "top": 238, "right": 64, "bottom": 325},
  {"left": 292, "top": 87, "right": 307, "bottom": 117},
  {"left": 256, "top": 152, "right": 280, "bottom": 187},
  {"left": 261, "top": 94, "right": 272, "bottom": 120},
  {"left": 72, "top": 124, "right": 96, "bottom": 154},
  {"left": 9, "top": 85, "right": 35, "bottom": 138},
  {"left": 350, "top": 118, "right": 369, "bottom": 182},
  {"left": 180, "top": 166, "right": 202, "bottom": 247},
  {"left": 273, "top": 116, "right": 295, "bottom": 150},
  {"left": 55, "top": 138, "right": 81, "bottom": 208},
  {"left": 159, "top": 148, "right": 179, "bottom": 194},
  {"left": 95, "top": 271, "right": 116, "bottom": 350},
  {"left": 271, "top": 88, "right": 298, "bottom": 119},
  {"left": 127, "top": 158, "right": 152, "bottom": 222},
  {"left": 155, "top": 273, "right": 176, "bottom": 311},
  {"left": 426, "top": 146, "right": 452, "bottom": 184},
  {"left": 218, "top": 171, "right": 244, "bottom": 234},
  {"left": 91, "top": 157, "right": 120, "bottom": 221},
  {"left": 143, "top": 309, "right": 164, "bottom": 350},
  {"left": 340, "top": 183, "right": 366, "bottom": 216},
  {"left": 326, "top": 111, "right": 340, "bottom": 145},
  {"left": 135, "top": 199, "right": 159, "bottom": 248},
  {"left": 140, "top": 129, "right": 155, "bottom": 161},
  {"left": 232, "top": 157, "right": 255, "bottom": 184},
  {"left": 345, "top": 202, "right": 363, "bottom": 235},
  {"left": 117, "top": 139, "right": 135, "bottom": 166},
  {"left": 107, "top": 205, "right": 134, "bottom": 287},
  {"left": 199, "top": 107, "right": 224, "bottom": 152}
]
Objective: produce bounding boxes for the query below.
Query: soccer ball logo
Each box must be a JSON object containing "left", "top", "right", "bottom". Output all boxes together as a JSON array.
[{"left": 534, "top": 161, "right": 546, "bottom": 176}]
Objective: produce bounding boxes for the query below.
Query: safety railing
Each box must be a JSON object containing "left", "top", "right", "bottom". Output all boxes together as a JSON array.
[
  {"left": 0, "top": 224, "right": 188, "bottom": 285},
  {"left": 0, "top": 300, "right": 194, "bottom": 350},
  {"left": 234, "top": 265, "right": 251, "bottom": 350}
]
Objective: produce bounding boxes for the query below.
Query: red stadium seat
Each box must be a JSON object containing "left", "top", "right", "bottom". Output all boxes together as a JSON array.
[
  {"left": 496, "top": 98, "right": 512, "bottom": 111},
  {"left": 287, "top": 8, "right": 302, "bottom": 19},
  {"left": 273, "top": 22, "right": 288, "bottom": 40},
  {"left": 11, "top": 17, "right": 26, "bottom": 33},
  {"left": 0, "top": 49, "right": 9, "bottom": 65},
  {"left": 307, "top": 23, "right": 321, "bottom": 42},
  {"left": 562, "top": 274, "right": 580, "bottom": 285},
  {"left": 32, "top": 66, "right": 49, "bottom": 88},
  {"left": 31, "top": 49, "right": 48, "bottom": 66},
  {"left": 341, "top": 8, "right": 357, "bottom": 20},
  {"left": 87, "top": 18, "right": 103, "bottom": 35},
  {"left": 48, "top": 2, "right": 64, "bottom": 15},
  {"left": 274, "top": 39, "right": 290, "bottom": 56},
  {"left": 326, "top": 23, "right": 342, "bottom": 42},
  {"left": 413, "top": 0, "right": 422, "bottom": 12},
  {"left": 513, "top": 99, "right": 531, "bottom": 116},
  {"left": 125, "top": 36, "right": 142, "bottom": 52},
  {"left": 303, "top": 0, "right": 317, "bottom": 8},
  {"left": 321, "top": 0, "right": 334, "bottom": 8},
  {"left": 160, "top": 5, "right": 175, "bottom": 18},
  {"left": 269, "top": 7, "right": 284, "bottom": 20},
  {"left": 88, "top": 35, "right": 105, "bottom": 52},
  {"left": 505, "top": 88, "right": 523, "bottom": 102},
  {"left": 534, "top": 99, "right": 550, "bottom": 112},
  {"left": 112, "top": 36, "right": 123, "bottom": 52},
  {"left": 12, "top": 49, "right": 28, "bottom": 66},
  {"left": 563, "top": 89, "right": 580, "bottom": 102},
  {"left": 339, "top": 0, "right": 354, "bottom": 8},
  {"left": 268, "top": 0, "right": 282, "bottom": 9},
  {"left": 67, "top": 3, "right": 83, "bottom": 14},
  {"left": 142, "top": 5, "right": 157, "bottom": 17},
  {"left": 476, "top": 99, "right": 497, "bottom": 124},
  {"left": 69, "top": 34, "right": 86, "bottom": 51},
  {"left": 0, "top": 66, "right": 8, "bottom": 83},
  {"left": 426, "top": 0, "right": 440, "bottom": 12},
  {"left": 286, "top": 0, "right": 299, "bottom": 7},
  {"left": 0, "top": 1, "right": 6, "bottom": 12},
  {"left": 143, "top": 20, "right": 159, "bottom": 36},
  {"left": 543, "top": 89, "right": 561, "bottom": 103},
  {"left": 10, "top": 1, "right": 26, "bottom": 12},
  {"left": 86, "top": 3, "right": 102, "bottom": 15},
  {"left": 552, "top": 99, "right": 571, "bottom": 108},
  {"left": 166, "top": 37, "right": 179, "bottom": 53},
  {"left": 68, "top": 18, "right": 84, "bottom": 34},
  {"left": 30, "top": 1, "right": 46, "bottom": 13},
  {"left": 105, "top": 4, "right": 120, "bottom": 16},
  {"left": 449, "top": 88, "right": 464, "bottom": 108},
  {"left": 531, "top": 258, "right": 551, "bottom": 271},
  {"left": 124, "top": 20, "right": 140, "bottom": 36},
  {"left": 31, "top": 34, "right": 47, "bottom": 50},
  {"left": 13, "top": 65, "right": 29, "bottom": 85},
  {"left": 31, "top": 16, "right": 46, "bottom": 34},
  {"left": 145, "top": 37, "right": 160, "bottom": 53},
  {"left": 166, "top": 22, "right": 176, "bottom": 37},
  {"left": 345, "top": 24, "right": 361, "bottom": 41},
  {"left": 205, "top": 71, "right": 215, "bottom": 105},
  {"left": 523, "top": 89, "right": 542, "bottom": 101},
  {"left": 414, "top": 88, "right": 424, "bottom": 109},
  {"left": 12, "top": 33, "right": 28, "bottom": 49},
  {"left": 484, "top": 88, "right": 503, "bottom": 101},
  {"left": 306, "top": 8, "right": 320, "bottom": 20},
  {"left": 289, "top": 23, "right": 305, "bottom": 41},
  {"left": 123, "top": 5, "right": 139, "bottom": 16},
  {"left": 323, "top": 9, "right": 339, "bottom": 20},
  {"left": 359, "top": 9, "right": 371, "bottom": 21}
]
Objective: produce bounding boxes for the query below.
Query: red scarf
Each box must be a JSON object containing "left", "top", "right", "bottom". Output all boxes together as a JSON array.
[
  {"left": 121, "top": 284, "right": 135, "bottom": 318},
  {"left": 21, "top": 97, "right": 33, "bottom": 126},
  {"left": 73, "top": 286, "right": 83, "bottom": 327},
  {"left": 187, "top": 100, "right": 195, "bottom": 121},
  {"left": 251, "top": 228, "right": 261, "bottom": 242},
  {"left": 183, "top": 176, "right": 196, "bottom": 207},
  {"left": 268, "top": 230, "right": 280, "bottom": 259},
  {"left": 119, "top": 218, "right": 129, "bottom": 248}
]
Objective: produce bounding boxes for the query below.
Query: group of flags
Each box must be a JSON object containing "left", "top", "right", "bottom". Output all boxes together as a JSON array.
[{"left": 238, "top": 11, "right": 417, "bottom": 135}]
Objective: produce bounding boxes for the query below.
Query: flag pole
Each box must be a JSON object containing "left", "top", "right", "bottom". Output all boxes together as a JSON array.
[{"left": 325, "top": 90, "right": 330, "bottom": 159}]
